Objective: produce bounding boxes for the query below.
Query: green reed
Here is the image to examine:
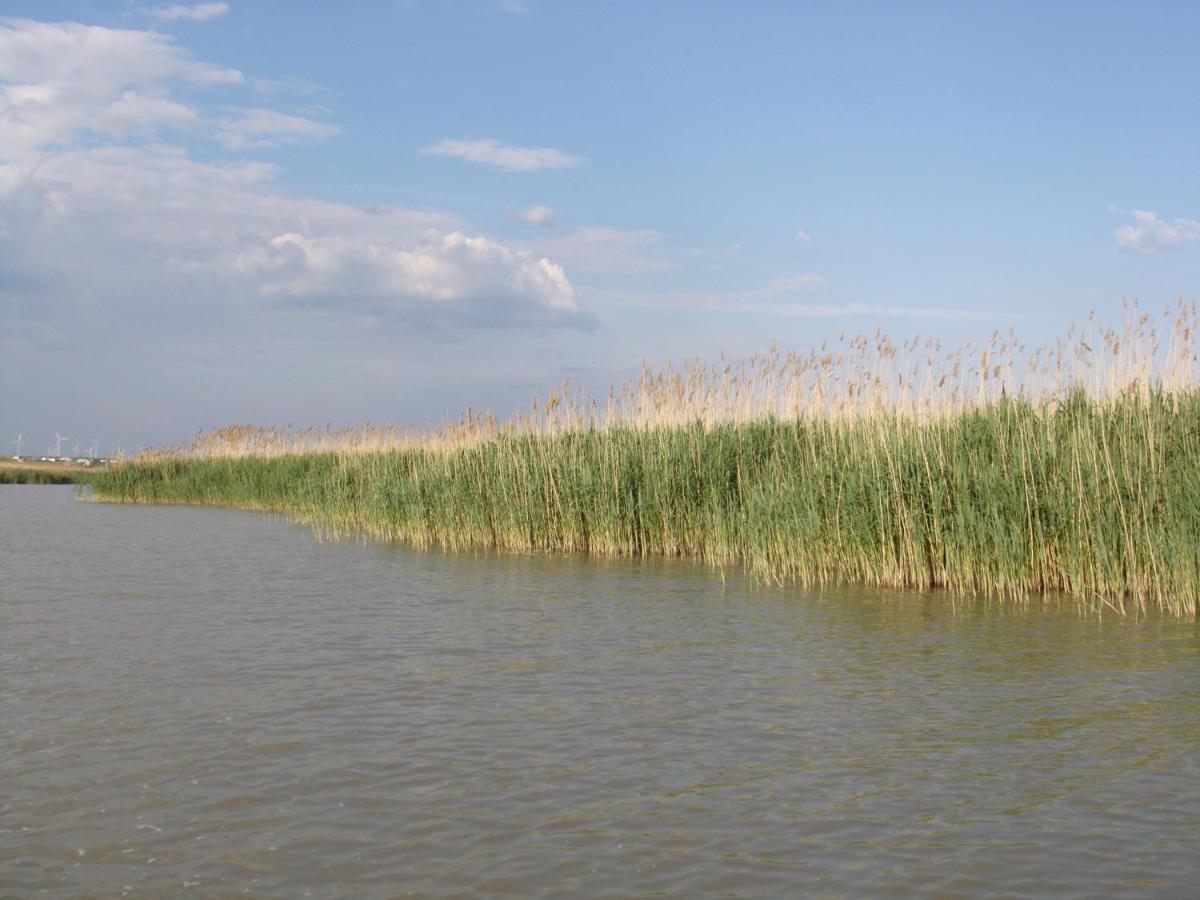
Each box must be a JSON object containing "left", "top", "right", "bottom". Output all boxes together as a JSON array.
[
  {"left": 92, "top": 390, "right": 1200, "bottom": 616},
  {"left": 0, "top": 464, "right": 99, "bottom": 484}
]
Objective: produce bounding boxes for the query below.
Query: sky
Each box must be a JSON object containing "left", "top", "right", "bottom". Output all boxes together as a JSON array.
[{"left": 2, "top": 1, "right": 1198, "bottom": 453}]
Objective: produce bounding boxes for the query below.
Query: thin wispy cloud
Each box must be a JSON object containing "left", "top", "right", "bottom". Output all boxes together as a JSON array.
[
  {"left": 662, "top": 285, "right": 1027, "bottom": 324},
  {"left": 1115, "top": 208, "right": 1200, "bottom": 254},
  {"left": 252, "top": 74, "right": 324, "bottom": 96},
  {"left": 658, "top": 276, "right": 1034, "bottom": 319},
  {"left": 508, "top": 205, "right": 555, "bottom": 226},
  {"left": 531, "top": 227, "right": 673, "bottom": 276},
  {"left": 660, "top": 275, "right": 827, "bottom": 307},
  {"left": 216, "top": 107, "right": 338, "bottom": 149},
  {"left": 401, "top": 1, "right": 531, "bottom": 16},
  {"left": 757, "top": 304, "right": 1035, "bottom": 320},
  {"left": 495, "top": 0, "right": 531, "bottom": 14},
  {"left": 145, "top": 2, "right": 230, "bottom": 21},
  {"left": 424, "top": 137, "right": 581, "bottom": 172},
  {"left": 663, "top": 286, "right": 1031, "bottom": 321}
]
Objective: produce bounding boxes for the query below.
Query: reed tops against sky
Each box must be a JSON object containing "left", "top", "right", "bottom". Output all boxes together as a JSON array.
[{"left": 152, "top": 302, "right": 1200, "bottom": 459}]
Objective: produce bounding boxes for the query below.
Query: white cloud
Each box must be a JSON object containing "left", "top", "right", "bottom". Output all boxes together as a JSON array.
[
  {"left": 531, "top": 227, "right": 673, "bottom": 276},
  {"left": 0, "top": 18, "right": 241, "bottom": 158},
  {"left": 1115, "top": 208, "right": 1200, "bottom": 254},
  {"left": 216, "top": 107, "right": 338, "bottom": 149},
  {"left": 508, "top": 205, "right": 555, "bottom": 226},
  {"left": 0, "top": 19, "right": 240, "bottom": 86},
  {"left": 145, "top": 3, "right": 231, "bottom": 22},
  {"left": 0, "top": 18, "right": 586, "bottom": 332},
  {"left": 424, "top": 137, "right": 581, "bottom": 172},
  {"left": 231, "top": 230, "right": 579, "bottom": 318},
  {"left": 796, "top": 228, "right": 812, "bottom": 243}
]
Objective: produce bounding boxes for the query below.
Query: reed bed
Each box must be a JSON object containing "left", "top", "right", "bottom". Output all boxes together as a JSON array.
[
  {"left": 92, "top": 302, "right": 1200, "bottom": 616},
  {"left": 0, "top": 460, "right": 100, "bottom": 484}
]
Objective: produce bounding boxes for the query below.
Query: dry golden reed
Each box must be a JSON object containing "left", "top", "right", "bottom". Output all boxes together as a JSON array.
[{"left": 139, "top": 300, "right": 1198, "bottom": 460}]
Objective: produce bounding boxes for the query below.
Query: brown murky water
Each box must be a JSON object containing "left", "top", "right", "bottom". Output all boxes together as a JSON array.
[{"left": 2, "top": 486, "right": 1199, "bottom": 896}]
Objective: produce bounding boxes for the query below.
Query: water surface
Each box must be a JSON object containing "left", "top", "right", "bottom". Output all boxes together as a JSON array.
[{"left": 2, "top": 486, "right": 1198, "bottom": 896}]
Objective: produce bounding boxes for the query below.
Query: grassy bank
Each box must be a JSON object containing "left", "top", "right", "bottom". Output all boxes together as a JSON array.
[{"left": 92, "top": 390, "right": 1200, "bottom": 616}]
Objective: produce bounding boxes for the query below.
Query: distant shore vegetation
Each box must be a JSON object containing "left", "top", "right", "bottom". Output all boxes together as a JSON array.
[
  {"left": 91, "top": 302, "right": 1200, "bottom": 616},
  {"left": 0, "top": 459, "right": 102, "bottom": 485}
]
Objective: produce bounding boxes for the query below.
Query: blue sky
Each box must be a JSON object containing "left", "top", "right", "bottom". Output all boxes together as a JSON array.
[{"left": 2, "top": 1, "right": 1198, "bottom": 451}]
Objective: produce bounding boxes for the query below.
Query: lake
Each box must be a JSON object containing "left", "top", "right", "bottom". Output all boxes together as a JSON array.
[{"left": 2, "top": 485, "right": 1198, "bottom": 896}]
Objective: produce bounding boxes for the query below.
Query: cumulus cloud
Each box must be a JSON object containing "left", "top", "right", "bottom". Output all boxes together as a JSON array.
[
  {"left": 1115, "top": 209, "right": 1200, "bottom": 254},
  {"left": 0, "top": 17, "right": 585, "bottom": 333},
  {"left": 145, "top": 3, "right": 231, "bottom": 21},
  {"left": 508, "top": 205, "right": 555, "bottom": 226},
  {"left": 424, "top": 137, "right": 581, "bottom": 172},
  {"left": 230, "top": 230, "right": 579, "bottom": 320}
]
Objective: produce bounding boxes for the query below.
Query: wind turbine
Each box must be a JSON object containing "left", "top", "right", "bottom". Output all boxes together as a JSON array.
[
  {"left": 72, "top": 442, "right": 80, "bottom": 457},
  {"left": 88, "top": 439, "right": 99, "bottom": 459},
  {"left": 10, "top": 433, "right": 22, "bottom": 459},
  {"left": 52, "top": 432, "right": 66, "bottom": 457}
]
